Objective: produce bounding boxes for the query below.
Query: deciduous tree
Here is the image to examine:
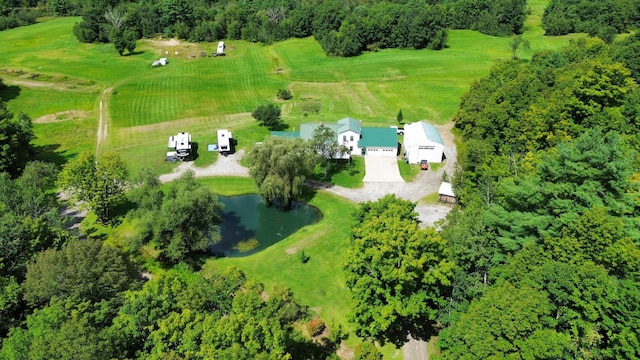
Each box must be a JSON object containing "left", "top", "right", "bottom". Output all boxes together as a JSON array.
[
  {"left": 135, "top": 171, "right": 223, "bottom": 263},
  {"left": 22, "top": 238, "right": 139, "bottom": 307},
  {"left": 344, "top": 195, "right": 455, "bottom": 346},
  {"left": 310, "top": 124, "right": 348, "bottom": 179},
  {"left": 0, "top": 102, "right": 34, "bottom": 177},
  {"left": 248, "top": 136, "right": 317, "bottom": 209},
  {"left": 58, "top": 151, "right": 128, "bottom": 224},
  {"left": 251, "top": 103, "right": 284, "bottom": 130}
]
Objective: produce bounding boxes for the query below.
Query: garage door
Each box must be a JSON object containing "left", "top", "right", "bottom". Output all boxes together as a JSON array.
[
  {"left": 418, "top": 146, "right": 435, "bottom": 162},
  {"left": 367, "top": 147, "right": 397, "bottom": 157}
]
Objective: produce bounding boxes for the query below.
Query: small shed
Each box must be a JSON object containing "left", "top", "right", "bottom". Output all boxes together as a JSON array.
[
  {"left": 216, "top": 42, "right": 225, "bottom": 55},
  {"left": 438, "top": 182, "right": 457, "bottom": 204}
]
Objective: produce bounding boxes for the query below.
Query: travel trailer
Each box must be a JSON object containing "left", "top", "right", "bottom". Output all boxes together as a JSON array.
[
  {"left": 168, "top": 132, "right": 192, "bottom": 159},
  {"left": 217, "top": 129, "right": 233, "bottom": 155}
]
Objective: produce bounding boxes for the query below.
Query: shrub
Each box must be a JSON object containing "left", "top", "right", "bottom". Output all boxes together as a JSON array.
[
  {"left": 299, "top": 250, "right": 310, "bottom": 263},
  {"left": 251, "top": 103, "right": 284, "bottom": 130},
  {"left": 277, "top": 89, "right": 292, "bottom": 100}
]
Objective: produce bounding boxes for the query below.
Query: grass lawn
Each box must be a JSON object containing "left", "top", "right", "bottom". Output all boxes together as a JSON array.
[
  {"left": 201, "top": 189, "right": 357, "bottom": 329},
  {"left": 0, "top": 9, "right": 582, "bottom": 173},
  {"left": 398, "top": 159, "right": 421, "bottom": 182},
  {"left": 328, "top": 156, "right": 365, "bottom": 188},
  {"left": 1, "top": 3, "right": 584, "bottom": 357}
]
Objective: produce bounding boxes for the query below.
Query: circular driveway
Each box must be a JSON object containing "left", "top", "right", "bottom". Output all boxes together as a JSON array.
[{"left": 362, "top": 156, "right": 405, "bottom": 183}]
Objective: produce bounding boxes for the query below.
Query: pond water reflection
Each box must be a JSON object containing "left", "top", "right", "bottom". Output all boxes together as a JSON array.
[{"left": 209, "top": 194, "right": 322, "bottom": 257}]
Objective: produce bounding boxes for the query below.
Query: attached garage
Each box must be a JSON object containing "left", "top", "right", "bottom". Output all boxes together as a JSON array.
[
  {"left": 403, "top": 121, "right": 445, "bottom": 164},
  {"left": 359, "top": 127, "right": 398, "bottom": 157}
]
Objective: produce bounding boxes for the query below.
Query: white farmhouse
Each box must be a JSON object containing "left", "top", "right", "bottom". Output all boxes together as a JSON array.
[
  {"left": 298, "top": 117, "right": 362, "bottom": 159},
  {"left": 272, "top": 117, "right": 400, "bottom": 159},
  {"left": 403, "top": 121, "right": 445, "bottom": 164}
]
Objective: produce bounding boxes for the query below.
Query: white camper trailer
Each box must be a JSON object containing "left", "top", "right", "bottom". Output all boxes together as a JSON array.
[
  {"left": 217, "top": 129, "right": 233, "bottom": 155},
  {"left": 216, "top": 41, "right": 225, "bottom": 56},
  {"left": 168, "top": 132, "right": 192, "bottom": 159}
]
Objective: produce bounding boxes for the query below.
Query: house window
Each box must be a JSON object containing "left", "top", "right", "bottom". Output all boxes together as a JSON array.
[
  {"left": 350, "top": 135, "right": 354, "bottom": 141},
  {"left": 349, "top": 146, "right": 353, "bottom": 151},
  {"left": 343, "top": 135, "right": 347, "bottom": 142},
  {"left": 419, "top": 146, "right": 436, "bottom": 150}
]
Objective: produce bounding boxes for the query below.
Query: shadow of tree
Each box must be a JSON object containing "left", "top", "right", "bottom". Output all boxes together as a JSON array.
[
  {"left": 0, "top": 83, "right": 21, "bottom": 102},
  {"left": 32, "top": 143, "right": 75, "bottom": 167},
  {"left": 209, "top": 210, "right": 256, "bottom": 256}
]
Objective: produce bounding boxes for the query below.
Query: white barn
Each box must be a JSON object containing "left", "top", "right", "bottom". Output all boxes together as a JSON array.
[{"left": 403, "top": 121, "right": 445, "bottom": 164}]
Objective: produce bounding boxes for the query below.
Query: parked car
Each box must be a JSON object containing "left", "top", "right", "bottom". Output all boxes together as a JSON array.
[
  {"left": 390, "top": 125, "right": 405, "bottom": 135},
  {"left": 420, "top": 159, "right": 429, "bottom": 170}
]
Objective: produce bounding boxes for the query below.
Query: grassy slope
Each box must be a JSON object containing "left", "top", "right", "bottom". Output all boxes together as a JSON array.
[
  {"left": 1, "top": 5, "right": 579, "bottom": 171},
  {"left": 1, "top": 2, "right": 585, "bottom": 357}
]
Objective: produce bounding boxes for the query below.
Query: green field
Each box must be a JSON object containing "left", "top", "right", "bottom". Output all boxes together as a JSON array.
[
  {"left": 0, "top": 3, "right": 583, "bottom": 357},
  {"left": 0, "top": 4, "right": 581, "bottom": 172}
]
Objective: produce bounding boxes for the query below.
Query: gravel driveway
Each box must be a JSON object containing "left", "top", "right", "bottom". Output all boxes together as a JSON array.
[
  {"left": 157, "top": 123, "right": 457, "bottom": 229},
  {"left": 156, "top": 123, "right": 456, "bottom": 360},
  {"left": 363, "top": 156, "right": 405, "bottom": 183}
]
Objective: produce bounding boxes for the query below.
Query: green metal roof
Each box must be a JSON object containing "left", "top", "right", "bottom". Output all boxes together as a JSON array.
[
  {"left": 337, "top": 117, "right": 361, "bottom": 134},
  {"left": 299, "top": 123, "right": 342, "bottom": 140},
  {"left": 358, "top": 127, "right": 398, "bottom": 148},
  {"left": 270, "top": 131, "right": 300, "bottom": 138}
]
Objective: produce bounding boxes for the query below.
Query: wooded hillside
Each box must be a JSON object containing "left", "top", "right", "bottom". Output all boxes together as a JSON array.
[{"left": 439, "top": 36, "right": 640, "bottom": 359}]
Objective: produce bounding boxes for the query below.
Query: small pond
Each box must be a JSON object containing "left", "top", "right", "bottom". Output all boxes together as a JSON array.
[{"left": 209, "top": 194, "right": 322, "bottom": 257}]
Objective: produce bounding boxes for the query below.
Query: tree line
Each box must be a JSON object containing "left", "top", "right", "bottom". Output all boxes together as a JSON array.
[
  {"left": 436, "top": 36, "right": 640, "bottom": 358},
  {"left": 542, "top": 0, "right": 640, "bottom": 42},
  {"left": 0, "top": 153, "right": 330, "bottom": 358},
  {"left": 58, "top": 0, "right": 525, "bottom": 56}
]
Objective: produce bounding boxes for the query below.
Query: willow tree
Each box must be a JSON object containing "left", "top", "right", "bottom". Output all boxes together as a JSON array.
[{"left": 248, "top": 136, "right": 317, "bottom": 209}]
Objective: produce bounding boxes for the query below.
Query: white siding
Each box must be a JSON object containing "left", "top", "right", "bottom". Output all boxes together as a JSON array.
[
  {"left": 339, "top": 130, "right": 361, "bottom": 156},
  {"left": 404, "top": 122, "right": 445, "bottom": 164},
  {"left": 366, "top": 147, "right": 397, "bottom": 157}
]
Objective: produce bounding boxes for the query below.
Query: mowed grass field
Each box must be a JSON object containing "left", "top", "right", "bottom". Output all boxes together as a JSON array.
[
  {"left": 0, "top": 2, "right": 581, "bottom": 171},
  {"left": 0, "top": 3, "right": 583, "bottom": 357}
]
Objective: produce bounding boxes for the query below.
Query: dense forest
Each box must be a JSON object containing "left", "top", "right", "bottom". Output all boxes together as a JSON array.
[
  {"left": 2, "top": 0, "right": 528, "bottom": 56},
  {"left": 438, "top": 36, "right": 640, "bottom": 358},
  {"left": 542, "top": 0, "right": 640, "bottom": 41}
]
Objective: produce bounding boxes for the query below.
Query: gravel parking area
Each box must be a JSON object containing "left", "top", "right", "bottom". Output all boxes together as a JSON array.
[{"left": 157, "top": 123, "right": 457, "bottom": 229}]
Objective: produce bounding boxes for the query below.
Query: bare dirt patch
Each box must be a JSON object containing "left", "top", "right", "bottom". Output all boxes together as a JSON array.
[
  {"left": 33, "top": 110, "right": 92, "bottom": 124},
  {"left": 143, "top": 37, "right": 225, "bottom": 58}
]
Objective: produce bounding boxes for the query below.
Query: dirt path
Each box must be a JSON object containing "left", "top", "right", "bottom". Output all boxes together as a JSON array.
[
  {"left": 96, "top": 87, "right": 113, "bottom": 156},
  {"left": 2, "top": 77, "right": 101, "bottom": 93},
  {"left": 404, "top": 336, "right": 429, "bottom": 360}
]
